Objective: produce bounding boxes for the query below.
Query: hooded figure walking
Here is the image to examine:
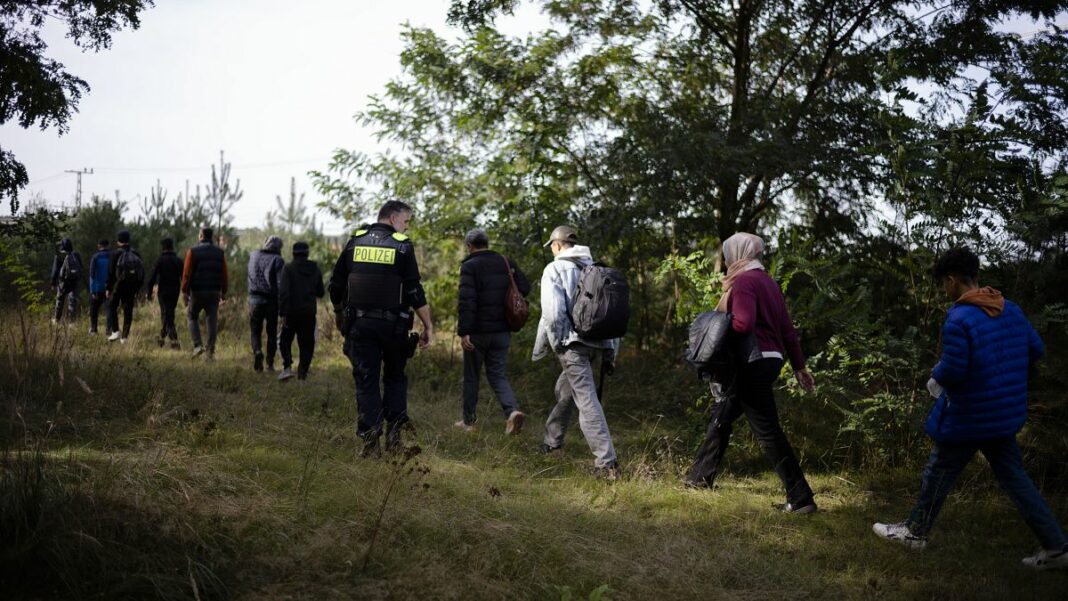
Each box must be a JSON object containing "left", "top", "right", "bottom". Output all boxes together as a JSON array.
[
  {"left": 248, "top": 235, "right": 285, "bottom": 371},
  {"left": 50, "top": 238, "right": 83, "bottom": 323}
]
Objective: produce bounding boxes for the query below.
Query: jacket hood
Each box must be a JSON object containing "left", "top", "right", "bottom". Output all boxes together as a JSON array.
[
  {"left": 957, "top": 287, "right": 1004, "bottom": 317},
  {"left": 60, "top": 238, "right": 73, "bottom": 253},
  {"left": 555, "top": 245, "right": 592, "bottom": 262},
  {"left": 263, "top": 236, "right": 283, "bottom": 253}
]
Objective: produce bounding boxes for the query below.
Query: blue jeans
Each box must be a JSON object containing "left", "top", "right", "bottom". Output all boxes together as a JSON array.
[
  {"left": 462, "top": 332, "right": 520, "bottom": 425},
  {"left": 907, "top": 437, "right": 1067, "bottom": 549}
]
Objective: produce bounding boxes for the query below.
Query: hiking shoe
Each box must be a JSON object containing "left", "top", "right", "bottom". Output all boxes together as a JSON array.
[
  {"left": 254, "top": 351, "right": 264, "bottom": 372},
  {"left": 192, "top": 346, "right": 205, "bottom": 357},
  {"left": 454, "top": 420, "right": 477, "bottom": 433},
  {"left": 107, "top": 332, "right": 121, "bottom": 342},
  {"left": 505, "top": 411, "right": 525, "bottom": 435},
  {"left": 1022, "top": 545, "right": 1068, "bottom": 570},
  {"left": 593, "top": 462, "right": 621, "bottom": 481},
  {"left": 385, "top": 423, "right": 403, "bottom": 453},
  {"left": 779, "top": 501, "right": 818, "bottom": 515},
  {"left": 873, "top": 522, "right": 928, "bottom": 550},
  {"left": 360, "top": 435, "right": 381, "bottom": 459},
  {"left": 539, "top": 443, "right": 562, "bottom": 454},
  {"left": 278, "top": 368, "right": 296, "bottom": 382}
]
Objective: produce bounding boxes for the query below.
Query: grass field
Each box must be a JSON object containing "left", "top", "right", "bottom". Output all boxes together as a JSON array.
[{"left": 3, "top": 302, "right": 1068, "bottom": 600}]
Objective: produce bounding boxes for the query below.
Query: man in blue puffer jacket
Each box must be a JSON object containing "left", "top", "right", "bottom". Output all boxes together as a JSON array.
[{"left": 873, "top": 247, "right": 1067, "bottom": 570}]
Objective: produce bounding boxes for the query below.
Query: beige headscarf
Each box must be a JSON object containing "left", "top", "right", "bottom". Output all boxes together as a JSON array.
[{"left": 715, "top": 232, "right": 766, "bottom": 312}]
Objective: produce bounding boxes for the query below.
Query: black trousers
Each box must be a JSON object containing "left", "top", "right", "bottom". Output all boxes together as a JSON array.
[
  {"left": 687, "top": 358, "right": 814, "bottom": 506},
  {"left": 53, "top": 282, "right": 78, "bottom": 322},
  {"left": 158, "top": 293, "right": 179, "bottom": 342},
  {"left": 89, "top": 292, "right": 107, "bottom": 333},
  {"left": 249, "top": 300, "right": 279, "bottom": 365},
  {"left": 280, "top": 313, "right": 316, "bottom": 376},
  {"left": 107, "top": 288, "right": 136, "bottom": 338},
  {"left": 345, "top": 317, "right": 409, "bottom": 438}
]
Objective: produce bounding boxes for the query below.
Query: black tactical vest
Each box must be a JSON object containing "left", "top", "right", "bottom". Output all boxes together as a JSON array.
[{"left": 345, "top": 228, "right": 409, "bottom": 310}]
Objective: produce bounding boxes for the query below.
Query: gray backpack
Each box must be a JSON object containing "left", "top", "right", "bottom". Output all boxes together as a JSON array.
[{"left": 570, "top": 262, "right": 630, "bottom": 341}]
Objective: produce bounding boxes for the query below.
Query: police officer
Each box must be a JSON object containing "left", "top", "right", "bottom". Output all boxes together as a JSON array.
[{"left": 329, "top": 200, "right": 433, "bottom": 457}]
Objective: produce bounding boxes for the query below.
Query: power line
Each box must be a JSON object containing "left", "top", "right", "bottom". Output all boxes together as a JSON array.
[
  {"left": 64, "top": 168, "right": 93, "bottom": 205},
  {"left": 91, "top": 157, "right": 332, "bottom": 174}
]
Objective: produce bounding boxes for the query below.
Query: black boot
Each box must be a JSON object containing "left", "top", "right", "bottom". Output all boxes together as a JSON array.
[
  {"left": 360, "top": 432, "right": 381, "bottom": 459},
  {"left": 385, "top": 422, "right": 403, "bottom": 454}
]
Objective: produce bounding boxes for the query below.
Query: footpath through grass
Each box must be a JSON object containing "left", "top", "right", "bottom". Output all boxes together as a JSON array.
[{"left": 2, "top": 309, "right": 1068, "bottom": 600}]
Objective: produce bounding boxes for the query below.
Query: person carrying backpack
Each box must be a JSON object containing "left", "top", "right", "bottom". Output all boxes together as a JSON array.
[
  {"left": 146, "top": 237, "right": 184, "bottom": 349},
  {"left": 277, "top": 241, "right": 324, "bottom": 381},
  {"left": 683, "top": 232, "right": 817, "bottom": 514},
  {"left": 106, "top": 230, "right": 144, "bottom": 343},
  {"left": 182, "top": 227, "right": 229, "bottom": 360},
  {"left": 88, "top": 239, "right": 110, "bottom": 334},
  {"left": 247, "top": 236, "right": 285, "bottom": 372},
  {"left": 49, "top": 237, "right": 83, "bottom": 324},
  {"left": 455, "top": 228, "right": 532, "bottom": 434},
  {"left": 873, "top": 247, "right": 1068, "bottom": 569},
  {"left": 533, "top": 225, "right": 622, "bottom": 480}
]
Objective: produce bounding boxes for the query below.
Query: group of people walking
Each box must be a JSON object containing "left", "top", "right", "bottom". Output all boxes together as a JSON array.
[
  {"left": 49, "top": 227, "right": 324, "bottom": 380},
  {"left": 47, "top": 199, "right": 1067, "bottom": 570}
]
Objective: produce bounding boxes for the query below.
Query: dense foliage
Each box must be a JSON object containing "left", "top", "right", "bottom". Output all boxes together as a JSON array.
[{"left": 310, "top": 0, "right": 1068, "bottom": 462}]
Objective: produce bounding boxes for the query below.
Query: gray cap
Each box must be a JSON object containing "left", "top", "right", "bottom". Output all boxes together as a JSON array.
[{"left": 543, "top": 225, "right": 579, "bottom": 247}]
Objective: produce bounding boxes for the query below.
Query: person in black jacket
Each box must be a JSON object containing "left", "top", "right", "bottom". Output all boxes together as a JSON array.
[
  {"left": 329, "top": 201, "right": 434, "bottom": 457},
  {"left": 277, "top": 241, "right": 325, "bottom": 382},
  {"left": 106, "top": 230, "right": 144, "bottom": 343},
  {"left": 50, "top": 237, "right": 83, "bottom": 324},
  {"left": 182, "top": 227, "right": 229, "bottom": 359},
  {"left": 456, "top": 228, "right": 531, "bottom": 434},
  {"left": 146, "top": 238, "right": 184, "bottom": 349},
  {"left": 247, "top": 236, "right": 285, "bottom": 372}
]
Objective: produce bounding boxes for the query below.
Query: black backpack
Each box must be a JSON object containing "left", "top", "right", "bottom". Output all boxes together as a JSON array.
[
  {"left": 115, "top": 248, "right": 145, "bottom": 285},
  {"left": 570, "top": 262, "right": 630, "bottom": 340},
  {"left": 59, "top": 253, "right": 82, "bottom": 281}
]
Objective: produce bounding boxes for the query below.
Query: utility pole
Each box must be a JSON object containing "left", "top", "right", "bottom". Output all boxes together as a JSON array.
[{"left": 64, "top": 168, "right": 94, "bottom": 207}]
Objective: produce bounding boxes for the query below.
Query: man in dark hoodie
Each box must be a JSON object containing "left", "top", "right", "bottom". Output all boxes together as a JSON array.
[
  {"left": 50, "top": 238, "right": 83, "bottom": 324},
  {"left": 106, "top": 229, "right": 144, "bottom": 343},
  {"left": 277, "top": 241, "right": 325, "bottom": 381},
  {"left": 88, "top": 239, "right": 110, "bottom": 334},
  {"left": 247, "top": 236, "right": 285, "bottom": 371},
  {"left": 455, "top": 228, "right": 531, "bottom": 434},
  {"left": 146, "top": 238, "right": 184, "bottom": 349}
]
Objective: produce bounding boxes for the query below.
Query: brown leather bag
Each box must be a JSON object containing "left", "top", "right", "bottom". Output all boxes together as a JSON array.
[{"left": 501, "top": 255, "right": 529, "bottom": 331}]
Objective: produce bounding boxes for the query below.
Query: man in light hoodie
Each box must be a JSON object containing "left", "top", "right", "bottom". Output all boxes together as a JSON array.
[{"left": 533, "top": 225, "right": 621, "bottom": 480}]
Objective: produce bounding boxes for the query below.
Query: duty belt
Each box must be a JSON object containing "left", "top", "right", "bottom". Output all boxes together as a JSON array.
[{"left": 354, "top": 308, "right": 410, "bottom": 322}]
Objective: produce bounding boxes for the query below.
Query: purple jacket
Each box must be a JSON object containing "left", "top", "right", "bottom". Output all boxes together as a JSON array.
[{"left": 727, "top": 269, "right": 805, "bottom": 370}]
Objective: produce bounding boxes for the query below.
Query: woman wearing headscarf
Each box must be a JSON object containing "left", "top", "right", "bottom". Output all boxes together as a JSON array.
[{"left": 685, "top": 232, "right": 818, "bottom": 513}]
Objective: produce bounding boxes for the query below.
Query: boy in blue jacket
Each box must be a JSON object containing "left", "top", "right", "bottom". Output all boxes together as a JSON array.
[{"left": 873, "top": 248, "right": 1067, "bottom": 570}]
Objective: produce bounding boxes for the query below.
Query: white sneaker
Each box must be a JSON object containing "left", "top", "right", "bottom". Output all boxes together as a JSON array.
[
  {"left": 873, "top": 522, "right": 928, "bottom": 550},
  {"left": 277, "top": 368, "right": 296, "bottom": 382},
  {"left": 191, "top": 346, "right": 205, "bottom": 358},
  {"left": 1022, "top": 546, "right": 1068, "bottom": 570},
  {"left": 107, "top": 332, "right": 121, "bottom": 342},
  {"left": 505, "top": 411, "right": 525, "bottom": 435},
  {"left": 119, "top": 338, "right": 127, "bottom": 344},
  {"left": 453, "top": 420, "right": 476, "bottom": 433}
]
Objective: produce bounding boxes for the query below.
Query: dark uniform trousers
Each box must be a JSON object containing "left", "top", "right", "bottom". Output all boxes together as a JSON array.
[
  {"left": 249, "top": 299, "right": 279, "bottom": 365},
  {"left": 345, "top": 316, "right": 410, "bottom": 437}
]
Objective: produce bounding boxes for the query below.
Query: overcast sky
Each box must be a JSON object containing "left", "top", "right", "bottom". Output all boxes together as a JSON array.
[{"left": 2, "top": 0, "right": 546, "bottom": 234}]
